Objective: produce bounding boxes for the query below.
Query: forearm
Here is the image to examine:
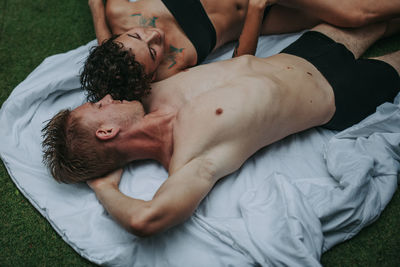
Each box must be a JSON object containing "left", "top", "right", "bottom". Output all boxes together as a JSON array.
[
  {"left": 233, "top": 3, "right": 267, "bottom": 57},
  {"left": 93, "top": 184, "right": 151, "bottom": 235},
  {"left": 89, "top": 0, "right": 112, "bottom": 44},
  {"left": 91, "top": 177, "right": 202, "bottom": 237},
  {"left": 90, "top": 159, "right": 217, "bottom": 237}
]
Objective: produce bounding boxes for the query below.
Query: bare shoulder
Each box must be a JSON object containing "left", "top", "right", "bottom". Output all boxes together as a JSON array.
[
  {"left": 106, "top": 0, "right": 136, "bottom": 19},
  {"left": 170, "top": 89, "right": 265, "bottom": 179}
]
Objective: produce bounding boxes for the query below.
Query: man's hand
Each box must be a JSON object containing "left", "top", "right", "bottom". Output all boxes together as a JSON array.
[
  {"left": 248, "top": 0, "right": 271, "bottom": 10},
  {"left": 87, "top": 168, "right": 123, "bottom": 192}
]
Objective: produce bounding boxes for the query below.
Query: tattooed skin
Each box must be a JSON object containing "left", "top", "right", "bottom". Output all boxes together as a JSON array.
[
  {"left": 167, "top": 45, "right": 184, "bottom": 69},
  {"left": 131, "top": 13, "right": 158, "bottom": 27},
  {"left": 131, "top": 13, "right": 185, "bottom": 69}
]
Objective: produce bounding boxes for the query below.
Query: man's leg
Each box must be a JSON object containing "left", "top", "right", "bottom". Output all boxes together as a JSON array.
[
  {"left": 260, "top": 5, "right": 320, "bottom": 35},
  {"left": 312, "top": 19, "right": 400, "bottom": 59},
  {"left": 370, "top": 50, "right": 400, "bottom": 76},
  {"left": 276, "top": 0, "right": 400, "bottom": 28},
  {"left": 311, "top": 23, "right": 387, "bottom": 59}
]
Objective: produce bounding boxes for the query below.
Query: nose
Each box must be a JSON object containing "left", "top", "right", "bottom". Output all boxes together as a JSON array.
[
  {"left": 144, "top": 30, "right": 160, "bottom": 45},
  {"left": 99, "top": 94, "right": 113, "bottom": 104}
]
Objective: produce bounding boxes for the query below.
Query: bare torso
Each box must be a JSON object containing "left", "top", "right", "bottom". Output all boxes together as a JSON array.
[
  {"left": 147, "top": 54, "right": 335, "bottom": 179},
  {"left": 105, "top": 0, "right": 248, "bottom": 78}
]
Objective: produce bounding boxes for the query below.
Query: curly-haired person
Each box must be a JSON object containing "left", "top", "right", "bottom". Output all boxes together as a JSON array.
[
  {"left": 82, "top": 0, "right": 400, "bottom": 102},
  {"left": 45, "top": 22, "right": 400, "bottom": 236},
  {"left": 81, "top": 36, "right": 153, "bottom": 102}
]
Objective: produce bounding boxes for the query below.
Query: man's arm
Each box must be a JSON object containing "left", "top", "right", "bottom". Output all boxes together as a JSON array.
[
  {"left": 88, "top": 158, "right": 218, "bottom": 237},
  {"left": 233, "top": 0, "right": 270, "bottom": 57},
  {"left": 88, "top": 0, "right": 112, "bottom": 45}
]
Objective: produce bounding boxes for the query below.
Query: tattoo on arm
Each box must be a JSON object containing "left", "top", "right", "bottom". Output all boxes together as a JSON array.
[{"left": 167, "top": 45, "right": 184, "bottom": 69}]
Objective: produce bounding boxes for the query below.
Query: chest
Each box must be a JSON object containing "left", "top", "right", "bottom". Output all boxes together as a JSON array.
[{"left": 168, "top": 85, "right": 277, "bottom": 173}]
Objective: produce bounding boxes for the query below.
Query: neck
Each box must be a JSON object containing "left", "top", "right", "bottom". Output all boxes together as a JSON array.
[{"left": 120, "top": 110, "right": 176, "bottom": 169}]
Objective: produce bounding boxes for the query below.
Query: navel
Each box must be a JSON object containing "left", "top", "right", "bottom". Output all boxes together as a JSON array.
[
  {"left": 307, "top": 72, "right": 312, "bottom": 76},
  {"left": 215, "top": 108, "right": 223, "bottom": 115}
]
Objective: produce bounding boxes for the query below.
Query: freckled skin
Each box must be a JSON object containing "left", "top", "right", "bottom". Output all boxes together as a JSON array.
[{"left": 216, "top": 108, "right": 223, "bottom": 115}]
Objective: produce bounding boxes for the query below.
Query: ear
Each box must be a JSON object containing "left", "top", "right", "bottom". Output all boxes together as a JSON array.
[{"left": 95, "top": 126, "right": 120, "bottom": 140}]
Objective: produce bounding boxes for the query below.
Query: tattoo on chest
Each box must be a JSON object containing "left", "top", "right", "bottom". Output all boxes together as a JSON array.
[
  {"left": 166, "top": 45, "right": 184, "bottom": 69},
  {"left": 131, "top": 13, "right": 158, "bottom": 27}
]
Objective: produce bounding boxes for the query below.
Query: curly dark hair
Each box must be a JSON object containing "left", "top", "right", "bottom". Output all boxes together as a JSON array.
[{"left": 80, "top": 35, "right": 152, "bottom": 102}]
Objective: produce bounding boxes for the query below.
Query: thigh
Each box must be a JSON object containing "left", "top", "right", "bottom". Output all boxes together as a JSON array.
[
  {"left": 278, "top": 0, "right": 400, "bottom": 27},
  {"left": 260, "top": 5, "right": 320, "bottom": 35},
  {"left": 371, "top": 51, "right": 400, "bottom": 75},
  {"left": 323, "top": 58, "right": 400, "bottom": 130},
  {"left": 310, "top": 23, "right": 385, "bottom": 59}
]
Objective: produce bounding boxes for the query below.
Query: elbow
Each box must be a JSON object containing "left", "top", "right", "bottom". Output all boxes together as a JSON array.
[
  {"left": 128, "top": 219, "right": 154, "bottom": 237},
  {"left": 127, "top": 208, "right": 160, "bottom": 237}
]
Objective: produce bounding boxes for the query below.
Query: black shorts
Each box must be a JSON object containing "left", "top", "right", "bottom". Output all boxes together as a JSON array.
[
  {"left": 161, "top": 0, "right": 216, "bottom": 64},
  {"left": 281, "top": 31, "right": 400, "bottom": 131}
]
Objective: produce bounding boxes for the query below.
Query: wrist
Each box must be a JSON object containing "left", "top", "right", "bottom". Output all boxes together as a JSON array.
[
  {"left": 88, "top": 179, "right": 118, "bottom": 193},
  {"left": 248, "top": 2, "right": 268, "bottom": 14}
]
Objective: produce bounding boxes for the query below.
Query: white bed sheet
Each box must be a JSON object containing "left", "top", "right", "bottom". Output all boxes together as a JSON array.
[{"left": 0, "top": 32, "right": 399, "bottom": 266}]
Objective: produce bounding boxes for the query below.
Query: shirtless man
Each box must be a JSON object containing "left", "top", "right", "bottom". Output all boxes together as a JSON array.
[
  {"left": 43, "top": 23, "right": 400, "bottom": 236},
  {"left": 82, "top": 0, "right": 400, "bottom": 102},
  {"left": 82, "top": 0, "right": 320, "bottom": 101}
]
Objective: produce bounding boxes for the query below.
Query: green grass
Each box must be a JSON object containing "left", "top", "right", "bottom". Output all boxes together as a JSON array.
[{"left": 0, "top": 0, "right": 399, "bottom": 265}]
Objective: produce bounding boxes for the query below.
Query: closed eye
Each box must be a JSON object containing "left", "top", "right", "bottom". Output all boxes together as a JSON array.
[
  {"left": 128, "top": 33, "right": 141, "bottom": 40},
  {"left": 128, "top": 33, "right": 156, "bottom": 61},
  {"left": 149, "top": 47, "right": 156, "bottom": 61}
]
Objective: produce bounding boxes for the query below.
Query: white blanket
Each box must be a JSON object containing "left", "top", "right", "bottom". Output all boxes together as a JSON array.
[{"left": 0, "top": 33, "right": 399, "bottom": 266}]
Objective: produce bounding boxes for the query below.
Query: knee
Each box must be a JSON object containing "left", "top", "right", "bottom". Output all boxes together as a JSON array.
[{"left": 333, "top": 7, "right": 376, "bottom": 28}]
